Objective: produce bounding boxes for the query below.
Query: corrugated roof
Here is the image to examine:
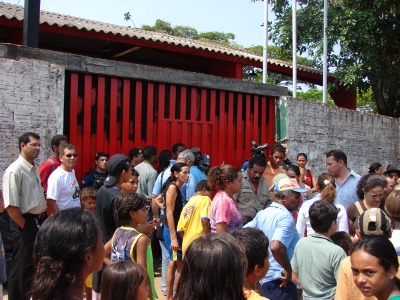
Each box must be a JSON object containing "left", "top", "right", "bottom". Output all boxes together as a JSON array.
[{"left": 0, "top": 1, "right": 322, "bottom": 75}]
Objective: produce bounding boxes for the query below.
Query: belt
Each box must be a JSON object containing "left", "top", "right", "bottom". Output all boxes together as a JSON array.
[{"left": 24, "top": 212, "right": 47, "bottom": 220}]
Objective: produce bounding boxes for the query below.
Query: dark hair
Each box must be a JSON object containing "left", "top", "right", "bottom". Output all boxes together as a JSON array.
[
  {"left": 297, "top": 153, "right": 308, "bottom": 160},
  {"left": 326, "top": 149, "right": 347, "bottom": 166},
  {"left": 51, "top": 135, "right": 68, "bottom": 149},
  {"left": 248, "top": 156, "right": 267, "bottom": 168},
  {"left": 272, "top": 143, "right": 286, "bottom": 154},
  {"left": 171, "top": 143, "right": 185, "bottom": 155},
  {"left": 95, "top": 152, "right": 109, "bottom": 160},
  {"left": 232, "top": 228, "right": 269, "bottom": 275},
  {"left": 142, "top": 146, "right": 157, "bottom": 160},
  {"left": 101, "top": 261, "right": 147, "bottom": 300},
  {"left": 175, "top": 233, "right": 247, "bottom": 300},
  {"left": 195, "top": 179, "right": 211, "bottom": 192},
  {"left": 18, "top": 132, "right": 40, "bottom": 151},
  {"left": 330, "top": 231, "right": 352, "bottom": 255},
  {"left": 287, "top": 165, "right": 301, "bottom": 177},
  {"left": 351, "top": 236, "right": 399, "bottom": 274},
  {"left": 59, "top": 143, "right": 76, "bottom": 156},
  {"left": 161, "top": 162, "right": 188, "bottom": 193},
  {"left": 309, "top": 200, "right": 338, "bottom": 233},
  {"left": 368, "top": 162, "right": 382, "bottom": 174},
  {"left": 131, "top": 168, "right": 139, "bottom": 177},
  {"left": 356, "top": 174, "right": 387, "bottom": 199},
  {"left": 116, "top": 193, "right": 147, "bottom": 226},
  {"left": 207, "top": 164, "right": 240, "bottom": 190},
  {"left": 157, "top": 149, "right": 172, "bottom": 173},
  {"left": 30, "top": 208, "right": 100, "bottom": 300},
  {"left": 81, "top": 187, "right": 97, "bottom": 201},
  {"left": 317, "top": 173, "right": 336, "bottom": 203}
]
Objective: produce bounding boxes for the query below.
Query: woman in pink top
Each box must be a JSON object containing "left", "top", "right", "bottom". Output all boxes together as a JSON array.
[{"left": 208, "top": 164, "right": 243, "bottom": 233}]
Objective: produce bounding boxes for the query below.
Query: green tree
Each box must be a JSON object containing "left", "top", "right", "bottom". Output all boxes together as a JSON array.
[{"left": 251, "top": 0, "right": 400, "bottom": 117}]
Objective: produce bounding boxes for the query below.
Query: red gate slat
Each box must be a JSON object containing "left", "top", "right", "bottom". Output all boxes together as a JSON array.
[
  {"left": 253, "top": 95, "right": 260, "bottom": 145},
  {"left": 245, "top": 94, "right": 252, "bottom": 159},
  {"left": 260, "top": 96, "right": 268, "bottom": 146},
  {"left": 237, "top": 93, "right": 244, "bottom": 164},
  {"left": 190, "top": 88, "right": 198, "bottom": 148},
  {"left": 209, "top": 90, "right": 217, "bottom": 161},
  {"left": 109, "top": 78, "right": 118, "bottom": 154},
  {"left": 97, "top": 76, "right": 106, "bottom": 153},
  {"left": 121, "top": 79, "right": 130, "bottom": 154},
  {"left": 147, "top": 83, "right": 155, "bottom": 144},
  {"left": 218, "top": 91, "right": 226, "bottom": 165},
  {"left": 69, "top": 73, "right": 80, "bottom": 178},
  {"left": 134, "top": 81, "right": 143, "bottom": 148},
  {"left": 180, "top": 86, "right": 189, "bottom": 147},
  {"left": 82, "top": 74, "right": 92, "bottom": 175},
  {"left": 268, "top": 97, "right": 275, "bottom": 148},
  {"left": 227, "top": 92, "right": 235, "bottom": 165},
  {"left": 169, "top": 85, "right": 177, "bottom": 146},
  {"left": 157, "top": 84, "right": 168, "bottom": 150},
  {"left": 200, "top": 89, "right": 208, "bottom": 152}
]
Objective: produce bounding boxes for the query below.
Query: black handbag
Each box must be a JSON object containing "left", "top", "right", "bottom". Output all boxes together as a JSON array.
[{"left": 156, "top": 213, "right": 166, "bottom": 241}]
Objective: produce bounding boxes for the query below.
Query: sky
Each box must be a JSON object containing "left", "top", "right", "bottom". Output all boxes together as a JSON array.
[{"left": 4, "top": 0, "right": 271, "bottom": 48}]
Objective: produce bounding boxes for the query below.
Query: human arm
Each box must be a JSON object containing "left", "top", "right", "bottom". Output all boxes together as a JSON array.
[
  {"left": 270, "top": 240, "right": 292, "bottom": 287},
  {"left": 6, "top": 206, "right": 26, "bottom": 229},
  {"left": 103, "top": 239, "right": 112, "bottom": 266},
  {"left": 292, "top": 272, "right": 301, "bottom": 286},
  {"left": 46, "top": 199, "right": 59, "bottom": 214},
  {"left": 216, "top": 222, "right": 228, "bottom": 233},
  {"left": 310, "top": 170, "right": 318, "bottom": 193},
  {"left": 165, "top": 185, "right": 180, "bottom": 250},
  {"left": 296, "top": 204, "right": 308, "bottom": 238}
]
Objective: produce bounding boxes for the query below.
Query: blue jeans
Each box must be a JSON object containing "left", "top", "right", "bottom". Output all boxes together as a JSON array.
[
  {"left": 261, "top": 279, "right": 298, "bottom": 300},
  {"left": 159, "top": 240, "right": 169, "bottom": 294}
]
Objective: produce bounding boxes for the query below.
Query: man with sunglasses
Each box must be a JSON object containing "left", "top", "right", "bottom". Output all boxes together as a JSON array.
[
  {"left": 46, "top": 143, "right": 81, "bottom": 214},
  {"left": 2, "top": 132, "right": 47, "bottom": 300}
]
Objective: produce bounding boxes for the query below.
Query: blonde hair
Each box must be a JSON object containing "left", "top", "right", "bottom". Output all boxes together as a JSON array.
[{"left": 318, "top": 173, "right": 336, "bottom": 203}]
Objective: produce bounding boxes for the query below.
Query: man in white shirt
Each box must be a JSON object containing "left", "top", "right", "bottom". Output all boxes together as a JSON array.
[{"left": 47, "top": 143, "right": 81, "bottom": 213}]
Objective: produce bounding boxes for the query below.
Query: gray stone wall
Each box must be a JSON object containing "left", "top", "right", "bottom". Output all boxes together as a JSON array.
[
  {"left": 282, "top": 97, "right": 400, "bottom": 177},
  {"left": 0, "top": 57, "right": 64, "bottom": 184}
]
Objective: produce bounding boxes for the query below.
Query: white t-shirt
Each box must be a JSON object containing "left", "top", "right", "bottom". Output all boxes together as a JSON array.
[
  {"left": 47, "top": 167, "right": 81, "bottom": 210},
  {"left": 390, "top": 230, "right": 400, "bottom": 255}
]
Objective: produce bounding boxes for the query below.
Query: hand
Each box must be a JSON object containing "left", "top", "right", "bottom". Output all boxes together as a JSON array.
[
  {"left": 153, "top": 217, "right": 159, "bottom": 228},
  {"left": 138, "top": 221, "right": 156, "bottom": 235},
  {"left": 280, "top": 269, "right": 292, "bottom": 288},
  {"left": 170, "top": 238, "right": 181, "bottom": 251}
]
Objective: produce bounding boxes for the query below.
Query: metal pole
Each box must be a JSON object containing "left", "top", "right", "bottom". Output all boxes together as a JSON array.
[
  {"left": 262, "top": 0, "right": 268, "bottom": 84},
  {"left": 322, "top": 0, "right": 328, "bottom": 104},
  {"left": 292, "top": 0, "right": 297, "bottom": 97},
  {"left": 23, "top": 0, "right": 41, "bottom": 47}
]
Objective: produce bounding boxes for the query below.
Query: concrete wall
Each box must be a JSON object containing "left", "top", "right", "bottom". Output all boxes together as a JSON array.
[
  {"left": 0, "top": 57, "right": 64, "bottom": 183},
  {"left": 280, "top": 97, "right": 400, "bottom": 177}
]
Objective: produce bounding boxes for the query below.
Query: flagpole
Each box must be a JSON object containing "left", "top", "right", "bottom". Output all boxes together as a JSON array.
[
  {"left": 322, "top": 0, "right": 328, "bottom": 104},
  {"left": 292, "top": 0, "right": 297, "bottom": 97},
  {"left": 262, "top": 0, "right": 268, "bottom": 83}
]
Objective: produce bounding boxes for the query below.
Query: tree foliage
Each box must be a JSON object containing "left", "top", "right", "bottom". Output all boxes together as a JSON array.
[{"left": 251, "top": 0, "right": 400, "bottom": 117}]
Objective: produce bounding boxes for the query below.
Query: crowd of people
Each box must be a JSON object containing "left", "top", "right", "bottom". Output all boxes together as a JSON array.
[{"left": 1, "top": 131, "right": 400, "bottom": 300}]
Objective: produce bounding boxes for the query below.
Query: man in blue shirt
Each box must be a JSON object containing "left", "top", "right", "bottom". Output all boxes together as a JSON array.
[
  {"left": 245, "top": 178, "right": 306, "bottom": 300},
  {"left": 326, "top": 149, "right": 360, "bottom": 209}
]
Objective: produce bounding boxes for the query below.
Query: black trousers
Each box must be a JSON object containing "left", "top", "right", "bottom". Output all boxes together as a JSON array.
[{"left": 7, "top": 213, "right": 47, "bottom": 300}]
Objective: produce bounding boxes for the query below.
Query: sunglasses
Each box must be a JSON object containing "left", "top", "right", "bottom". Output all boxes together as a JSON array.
[{"left": 65, "top": 153, "right": 78, "bottom": 158}]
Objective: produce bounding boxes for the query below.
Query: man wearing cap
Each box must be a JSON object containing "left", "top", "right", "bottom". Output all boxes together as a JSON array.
[
  {"left": 335, "top": 208, "right": 400, "bottom": 300},
  {"left": 384, "top": 166, "right": 400, "bottom": 189},
  {"left": 129, "top": 147, "right": 144, "bottom": 168},
  {"left": 81, "top": 152, "right": 109, "bottom": 189},
  {"left": 234, "top": 156, "right": 271, "bottom": 225},
  {"left": 46, "top": 144, "right": 81, "bottom": 214},
  {"left": 2, "top": 132, "right": 47, "bottom": 300},
  {"left": 245, "top": 178, "right": 306, "bottom": 299},
  {"left": 92, "top": 154, "right": 132, "bottom": 295},
  {"left": 326, "top": 149, "right": 360, "bottom": 209},
  {"left": 38, "top": 134, "right": 68, "bottom": 192}
]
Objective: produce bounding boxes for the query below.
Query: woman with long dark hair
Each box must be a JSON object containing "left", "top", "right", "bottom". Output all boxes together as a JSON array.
[
  {"left": 30, "top": 208, "right": 104, "bottom": 300},
  {"left": 162, "top": 162, "right": 190, "bottom": 300}
]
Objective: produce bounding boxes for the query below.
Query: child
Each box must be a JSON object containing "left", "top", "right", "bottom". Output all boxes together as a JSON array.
[
  {"left": 177, "top": 180, "right": 212, "bottom": 255},
  {"left": 101, "top": 261, "right": 149, "bottom": 300},
  {"left": 104, "top": 192, "right": 157, "bottom": 300},
  {"left": 232, "top": 228, "right": 270, "bottom": 300},
  {"left": 81, "top": 186, "right": 98, "bottom": 300},
  {"left": 121, "top": 168, "right": 139, "bottom": 194}
]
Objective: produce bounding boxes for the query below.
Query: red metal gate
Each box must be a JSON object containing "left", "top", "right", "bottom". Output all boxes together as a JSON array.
[{"left": 65, "top": 72, "right": 275, "bottom": 180}]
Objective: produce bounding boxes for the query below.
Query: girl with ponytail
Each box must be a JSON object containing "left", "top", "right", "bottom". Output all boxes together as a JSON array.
[{"left": 296, "top": 173, "right": 349, "bottom": 237}]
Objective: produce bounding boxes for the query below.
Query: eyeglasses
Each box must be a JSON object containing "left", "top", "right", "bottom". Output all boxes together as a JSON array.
[{"left": 65, "top": 154, "right": 78, "bottom": 158}]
